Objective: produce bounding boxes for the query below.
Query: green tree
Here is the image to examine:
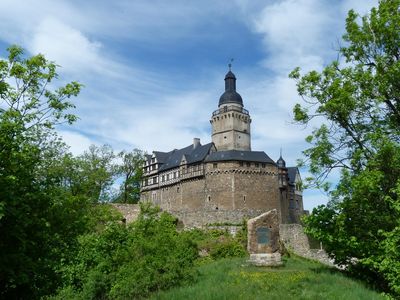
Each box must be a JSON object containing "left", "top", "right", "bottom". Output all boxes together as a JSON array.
[
  {"left": 76, "top": 144, "right": 117, "bottom": 202},
  {"left": 115, "top": 148, "right": 144, "bottom": 203},
  {"left": 0, "top": 45, "right": 84, "bottom": 298},
  {"left": 290, "top": 1, "right": 400, "bottom": 296}
]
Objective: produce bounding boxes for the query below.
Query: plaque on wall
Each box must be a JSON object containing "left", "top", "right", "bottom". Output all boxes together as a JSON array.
[{"left": 256, "top": 226, "right": 270, "bottom": 245}]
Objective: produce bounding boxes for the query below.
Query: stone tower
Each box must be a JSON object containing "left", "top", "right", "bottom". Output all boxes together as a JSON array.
[{"left": 210, "top": 68, "right": 252, "bottom": 151}]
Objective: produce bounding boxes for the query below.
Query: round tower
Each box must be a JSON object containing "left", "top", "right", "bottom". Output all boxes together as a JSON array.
[{"left": 210, "top": 67, "right": 251, "bottom": 151}]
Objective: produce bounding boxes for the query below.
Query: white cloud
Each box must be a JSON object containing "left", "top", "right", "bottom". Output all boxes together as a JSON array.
[
  {"left": 252, "top": 0, "right": 337, "bottom": 74},
  {"left": 59, "top": 130, "right": 95, "bottom": 155},
  {"left": 29, "top": 17, "right": 103, "bottom": 75}
]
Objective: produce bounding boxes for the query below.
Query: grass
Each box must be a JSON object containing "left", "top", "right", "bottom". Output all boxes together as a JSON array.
[{"left": 150, "top": 255, "right": 385, "bottom": 300}]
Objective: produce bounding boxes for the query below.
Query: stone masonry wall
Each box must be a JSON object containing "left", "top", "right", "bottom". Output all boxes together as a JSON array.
[
  {"left": 110, "top": 203, "right": 140, "bottom": 224},
  {"left": 279, "top": 224, "right": 333, "bottom": 266}
]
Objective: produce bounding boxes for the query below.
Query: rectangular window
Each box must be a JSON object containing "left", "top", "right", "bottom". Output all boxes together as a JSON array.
[
  {"left": 166, "top": 174, "right": 169, "bottom": 180},
  {"left": 262, "top": 163, "right": 266, "bottom": 168},
  {"left": 152, "top": 177, "right": 157, "bottom": 184},
  {"left": 239, "top": 161, "right": 244, "bottom": 167},
  {"left": 255, "top": 163, "right": 259, "bottom": 167},
  {"left": 162, "top": 175, "right": 165, "bottom": 182},
  {"left": 213, "top": 163, "right": 218, "bottom": 169},
  {"left": 246, "top": 162, "right": 251, "bottom": 167}
]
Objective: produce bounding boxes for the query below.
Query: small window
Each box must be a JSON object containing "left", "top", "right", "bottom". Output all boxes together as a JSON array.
[
  {"left": 162, "top": 175, "right": 165, "bottom": 182},
  {"left": 255, "top": 163, "right": 259, "bottom": 167},
  {"left": 243, "top": 195, "right": 246, "bottom": 202},
  {"left": 207, "top": 195, "right": 211, "bottom": 202},
  {"left": 239, "top": 161, "right": 244, "bottom": 167},
  {"left": 152, "top": 177, "right": 156, "bottom": 184},
  {"left": 177, "top": 186, "right": 180, "bottom": 193},
  {"left": 213, "top": 163, "right": 218, "bottom": 169},
  {"left": 246, "top": 162, "right": 251, "bottom": 167},
  {"left": 166, "top": 174, "right": 169, "bottom": 180},
  {"left": 224, "top": 136, "right": 227, "bottom": 139},
  {"left": 262, "top": 163, "right": 266, "bottom": 168}
]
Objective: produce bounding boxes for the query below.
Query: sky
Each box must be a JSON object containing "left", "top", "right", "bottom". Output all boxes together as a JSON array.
[{"left": 0, "top": 0, "right": 378, "bottom": 210}]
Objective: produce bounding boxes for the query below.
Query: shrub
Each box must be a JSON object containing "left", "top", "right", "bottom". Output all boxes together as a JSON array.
[{"left": 54, "top": 203, "right": 198, "bottom": 299}]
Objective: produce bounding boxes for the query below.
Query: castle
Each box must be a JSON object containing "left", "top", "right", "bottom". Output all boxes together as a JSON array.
[{"left": 140, "top": 68, "right": 304, "bottom": 227}]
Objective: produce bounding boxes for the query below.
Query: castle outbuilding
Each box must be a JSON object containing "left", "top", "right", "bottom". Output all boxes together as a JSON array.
[{"left": 140, "top": 68, "right": 304, "bottom": 227}]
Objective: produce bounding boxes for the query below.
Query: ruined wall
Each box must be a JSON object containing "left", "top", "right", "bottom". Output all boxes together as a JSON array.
[
  {"left": 110, "top": 204, "right": 140, "bottom": 223},
  {"left": 279, "top": 224, "right": 333, "bottom": 266}
]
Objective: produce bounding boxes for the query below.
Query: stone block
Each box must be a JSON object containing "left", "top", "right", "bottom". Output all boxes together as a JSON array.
[
  {"left": 248, "top": 253, "right": 283, "bottom": 267},
  {"left": 247, "top": 209, "right": 280, "bottom": 254}
]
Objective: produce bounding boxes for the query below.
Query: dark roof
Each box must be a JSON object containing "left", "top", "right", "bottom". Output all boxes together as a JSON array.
[
  {"left": 277, "top": 156, "right": 286, "bottom": 168},
  {"left": 219, "top": 91, "right": 243, "bottom": 106},
  {"left": 156, "top": 143, "right": 214, "bottom": 172},
  {"left": 287, "top": 167, "right": 298, "bottom": 185},
  {"left": 205, "top": 150, "right": 276, "bottom": 164},
  {"left": 225, "top": 71, "right": 236, "bottom": 79},
  {"left": 219, "top": 70, "right": 243, "bottom": 107}
]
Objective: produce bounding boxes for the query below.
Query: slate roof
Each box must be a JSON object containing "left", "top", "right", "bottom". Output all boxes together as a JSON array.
[
  {"left": 287, "top": 167, "right": 298, "bottom": 185},
  {"left": 205, "top": 150, "right": 276, "bottom": 164},
  {"left": 154, "top": 143, "right": 214, "bottom": 172}
]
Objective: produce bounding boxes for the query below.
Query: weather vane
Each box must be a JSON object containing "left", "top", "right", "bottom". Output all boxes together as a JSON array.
[{"left": 228, "top": 58, "right": 234, "bottom": 71}]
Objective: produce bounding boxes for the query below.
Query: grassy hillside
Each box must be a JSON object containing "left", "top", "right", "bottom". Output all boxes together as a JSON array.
[{"left": 151, "top": 255, "right": 385, "bottom": 300}]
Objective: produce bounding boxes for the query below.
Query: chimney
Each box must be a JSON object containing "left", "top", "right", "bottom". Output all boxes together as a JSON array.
[{"left": 193, "top": 138, "right": 201, "bottom": 149}]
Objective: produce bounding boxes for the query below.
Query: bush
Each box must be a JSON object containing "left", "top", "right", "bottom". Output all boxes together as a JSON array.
[
  {"left": 53, "top": 203, "right": 198, "bottom": 299},
  {"left": 185, "top": 225, "right": 247, "bottom": 261}
]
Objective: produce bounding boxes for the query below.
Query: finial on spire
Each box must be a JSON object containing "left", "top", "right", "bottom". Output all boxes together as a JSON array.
[
  {"left": 280, "top": 147, "right": 282, "bottom": 157},
  {"left": 228, "top": 58, "right": 234, "bottom": 71}
]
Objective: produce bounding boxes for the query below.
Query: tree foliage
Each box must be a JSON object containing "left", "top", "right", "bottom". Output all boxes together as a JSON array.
[
  {"left": 0, "top": 45, "right": 86, "bottom": 298},
  {"left": 290, "top": 1, "right": 400, "bottom": 296},
  {"left": 115, "top": 149, "right": 144, "bottom": 203}
]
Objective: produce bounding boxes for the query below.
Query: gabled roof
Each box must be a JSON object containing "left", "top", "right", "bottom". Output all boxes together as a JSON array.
[
  {"left": 287, "top": 167, "right": 299, "bottom": 185},
  {"left": 205, "top": 150, "right": 275, "bottom": 164},
  {"left": 157, "top": 142, "right": 214, "bottom": 172}
]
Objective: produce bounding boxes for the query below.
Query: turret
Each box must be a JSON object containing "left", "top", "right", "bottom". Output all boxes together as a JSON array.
[{"left": 210, "top": 66, "right": 251, "bottom": 151}]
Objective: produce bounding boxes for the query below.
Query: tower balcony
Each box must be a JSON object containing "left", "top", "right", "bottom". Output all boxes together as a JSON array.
[{"left": 212, "top": 105, "right": 249, "bottom": 117}]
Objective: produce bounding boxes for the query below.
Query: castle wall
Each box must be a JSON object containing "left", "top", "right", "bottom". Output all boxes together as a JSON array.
[{"left": 142, "top": 161, "right": 280, "bottom": 227}]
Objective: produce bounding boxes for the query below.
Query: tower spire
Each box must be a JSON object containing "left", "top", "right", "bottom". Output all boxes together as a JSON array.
[{"left": 228, "top": 58, "right": 234, "bottom": 71}]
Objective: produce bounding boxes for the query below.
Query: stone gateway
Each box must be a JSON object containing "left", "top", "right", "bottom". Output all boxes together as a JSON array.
[{"left": 140, "top": 68, "right": 305, "bottom": 227}]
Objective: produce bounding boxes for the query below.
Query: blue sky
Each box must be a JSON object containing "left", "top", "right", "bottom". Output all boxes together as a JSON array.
[{"left": 0, "top": 0, "right": 378, "bottom": 210}]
